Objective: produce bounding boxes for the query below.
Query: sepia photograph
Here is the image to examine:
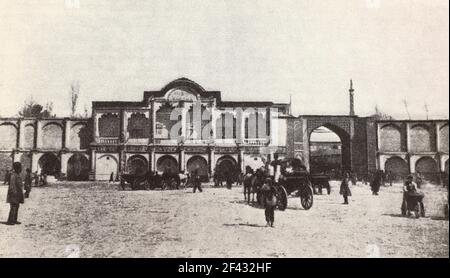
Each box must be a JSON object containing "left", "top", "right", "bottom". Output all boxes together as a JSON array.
[{"left": 0, "top": 0, "right": 448, "bottom": 261}]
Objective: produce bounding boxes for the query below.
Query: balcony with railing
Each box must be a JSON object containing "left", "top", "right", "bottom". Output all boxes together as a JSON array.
[
  {"left": 243, "top": 138, "right": 269, "bottom": 146},
  {"left": 97, "top": 137, "right": 119, "bottom": 144}
]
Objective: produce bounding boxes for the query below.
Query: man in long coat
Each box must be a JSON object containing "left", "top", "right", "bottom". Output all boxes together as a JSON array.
[{"left": 6, "top": 162, "right": 25, "bottom": 225}]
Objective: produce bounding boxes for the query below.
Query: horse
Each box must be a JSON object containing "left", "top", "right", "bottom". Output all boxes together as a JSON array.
[{"left": 243, "top": 167, "right": 266, "bottom": 204}]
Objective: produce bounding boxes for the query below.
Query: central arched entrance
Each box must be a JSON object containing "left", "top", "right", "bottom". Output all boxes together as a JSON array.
[
  {"left": 38, "top": 153, "right": 61, "bottom": 177},
  {"left": 186, "top": 156, "right": 209, "bottom": 181},
  {"left": 67, "top": 154, "right": 90, "bottom": 181},
  {"left": 309, "top": 125, "right": 350, "bottom": 178},
  {"left": 215, "top": 155, "right": 238, "bottom": 178},
  {"left": 157, "top": 155, "right": 179, "bottom": 174},
  {"left": 127, "top": 155, "right": 148, "bottom": 175}
]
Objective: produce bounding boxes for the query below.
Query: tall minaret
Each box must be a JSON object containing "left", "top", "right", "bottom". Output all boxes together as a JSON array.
[{"left": 349, "top": 79, "right": 355, "bottom": 116}]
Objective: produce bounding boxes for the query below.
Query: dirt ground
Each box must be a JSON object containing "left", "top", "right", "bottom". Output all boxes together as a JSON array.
[{"left": 0, "top": 181, "right": 448, "bottom": 258}]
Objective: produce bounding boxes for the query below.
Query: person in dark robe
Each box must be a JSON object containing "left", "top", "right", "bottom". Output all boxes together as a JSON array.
[
  {"left": 225, "top": 171, "right": 233, "bottom": 189},
  {"left": 109, "top": 172, "right": 114, "bottom": 183},
  {"left": 261, "top": 182, "right": 277, "bottom": 227},
  {"left": 6, "top": 162, "right": 25, "bottom": 225},
  {"left": 370, "top": 171, "right": 382, "bottom": 195},
  {"left": 340, "top": 172, "right": 352, "bottom": 204},
  {"left": 192, "top": 169, "right": 202, "bottom": 193},
  {"left": 24, "top": 168, "right": 32, "bottom": 199},
  {"left": 33, "top": 171, "right": 39, "bottom": 187}
]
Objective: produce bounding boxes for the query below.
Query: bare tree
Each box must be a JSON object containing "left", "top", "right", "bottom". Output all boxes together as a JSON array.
[
  {"left": 402, "top": 99, "right": 411, "bottom": 120},
  {"left": 424, "top": 102, "right": 429, "bottom": 120},
  {"left": 70, "top": 81, "right": 80, "bottom": 117}
]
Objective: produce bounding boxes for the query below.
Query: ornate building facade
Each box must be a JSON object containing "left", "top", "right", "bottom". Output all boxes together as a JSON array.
[
  {"left": 90, "top": 78, "right": 290, "bottom": 180},
  {"left": 0, "top": 78, "right": 448, "bottom": 183}
]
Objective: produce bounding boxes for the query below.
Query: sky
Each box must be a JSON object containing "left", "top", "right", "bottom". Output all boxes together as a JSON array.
[{"left": 0, "top": 0, "right": 448, "bottom": 119}]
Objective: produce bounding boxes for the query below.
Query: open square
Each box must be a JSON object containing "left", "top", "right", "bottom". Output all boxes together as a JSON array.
[{"left": 0, "top": 182, "right": 447, "bottom": 258}]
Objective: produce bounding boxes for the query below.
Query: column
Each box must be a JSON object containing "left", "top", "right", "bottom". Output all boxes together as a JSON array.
[
  {"left": 31, "top": 152, "right": 39, "bottom": 173},
  {"left": 60, "top": 153, "right": 69, "bottom": 176},
  {"left": 209, "top": 147, "right": 215, "bottom": 175},
  {"left": 18, "top": 120, "right": 25, "bottom": 149},
  {"left": 179, "top": 148, "right": 185, "bottom": 172},
  {"left": 211, "top": 109, "right": 217, "bottom": 141},
  {"left": 36, "top": 120, "right": 42, "bottom": 149},
  {"left": 435, "top": 123, "right": 441, "bottom": 152},
  {"left": 151, "top": 101, "right": 156, "bottom": 143},
  {"left": 302, "top": 118, "right": 310, "bottom": 171},
  {"left": 180, "top": 103, "right": 187, "bottom": 140},
  {"left": 239, "top": 148, "right": 245, "bottom": 173},
  {"left": 236, "top": 108, "right": 244, "bottom": 144},
  {"left": 149, "top": 148, "right": 156, "bottom": 172},
  {"left": 93, "top": 112, "right": 100, "bottom": 141},
  {"left": 376, "top": 123, "right": 381, "bottom": 152},
  {"left": 408, "top": 155, "right": 415, "bottom": 173},
  {"left": 90, "top": 149, "right": 96, "bottom": 172},
  {"left": 64, "top": 119, "right": 70, "bottom": 149},
  {"left": 405, "top": 123, "right": 411, "bottom": 153}
]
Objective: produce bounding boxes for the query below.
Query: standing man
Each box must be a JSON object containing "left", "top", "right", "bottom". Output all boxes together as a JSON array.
[
  {"left": 370, "top": 171, "right": 382, "bottom": 195},
  {"left": 192, "top": 169, "right": 202, "bottom": 193},
  {"left": 33, "top": 171, "right": 39, "bottom": 187},
  {"left": 24, "top": 168, "right": 32, "bottom": 199},
  {"left": 340, "top": 172, "right": 352, "bottom": 205},
  {"left": 6, "top": 162, "right": 25, "bottom": 225}
]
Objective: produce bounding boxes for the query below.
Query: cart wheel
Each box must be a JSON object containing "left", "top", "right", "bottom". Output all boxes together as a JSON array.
[
  {"left": 420, "top": 202, "right": 426, "bottom": 217},
  {"left": 276, "top": 186, "right": 288, "bottom": 211},
  {"left": 300, "top": 184, "right": 314, "bottom": 210}
]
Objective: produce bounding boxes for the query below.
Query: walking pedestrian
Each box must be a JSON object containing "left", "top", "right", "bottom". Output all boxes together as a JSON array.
[
  {"left": 370, "top": 171, "right": 382, "bottom": 195},
  {"left": 340, "top": 172, "right": 352, "bottom": 204},
  {"left": 192, "top": 169, "right": 202, "bottom": 193},
  {"left": 24, "top": 168, "right": 32, "bottom": 198},
  {"left": 6, "top": 162, "right": 25, "bottom": 225},
  {"left": 262, "top": 182, "right": 277, "bottom": 227}
]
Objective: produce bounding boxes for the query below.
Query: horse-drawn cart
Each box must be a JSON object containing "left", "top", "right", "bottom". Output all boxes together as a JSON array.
[{"left": 275, "top": 171, "right": 314, "bottom": 211}]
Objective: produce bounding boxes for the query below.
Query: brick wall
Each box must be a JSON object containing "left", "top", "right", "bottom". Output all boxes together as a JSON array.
[
  {"left": 42, "top": 123, "right": 63, "bottom": 149},
  {"left": 379, "top": 124, "right": 402, "bottom": 152},
  {"left": 410, "top": 125, "right": 433, "bottom": 152},
  {"left": 0, "top": 124, "right": 17, "bottom": 150}
]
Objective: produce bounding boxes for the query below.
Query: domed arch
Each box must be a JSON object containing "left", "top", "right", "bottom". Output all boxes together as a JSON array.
[
  {"left": 96, "top": 154, "right": 119, "bottom": 181},
  {"left": 157, "top": 155, "right": 179, "bottom": 174},
  {"left": 186, "top": 155, "right": 208, "bottom": 179},
  {"left": 127, "top": 155, "right": 148, "bottom": 175},
  {"left": 384, "top": 156, "right": 409, "bottom": 181},
  {"left": 67, "top": 153, "right": 90, "bottom": 181}
]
